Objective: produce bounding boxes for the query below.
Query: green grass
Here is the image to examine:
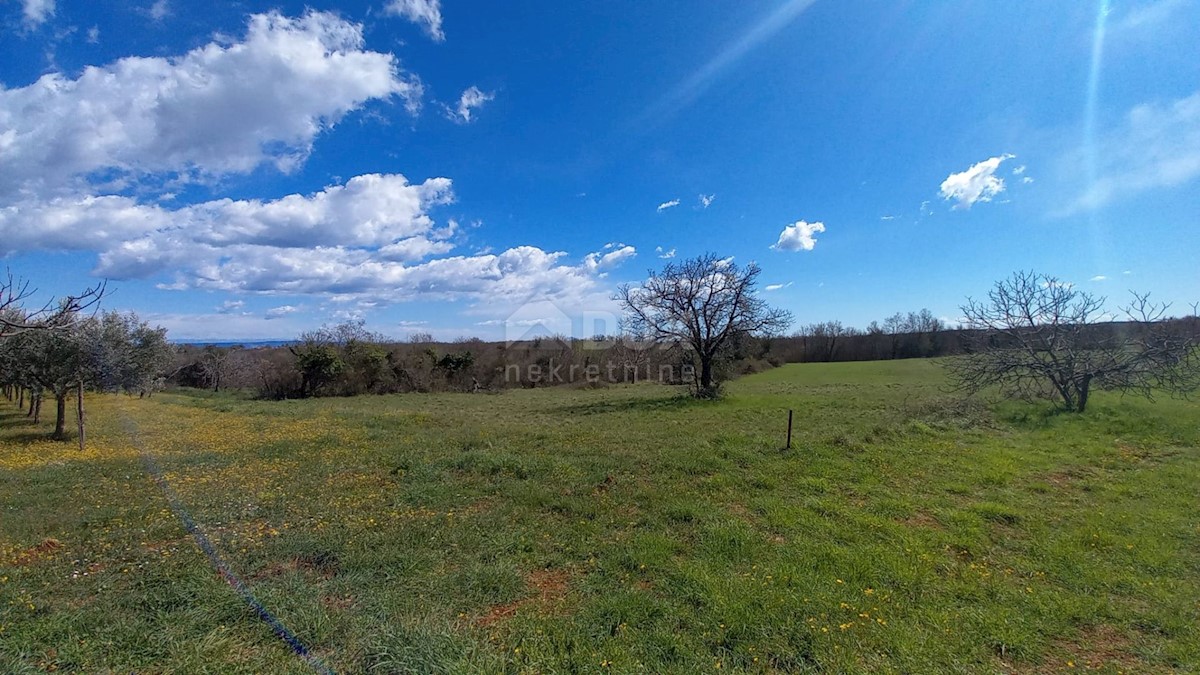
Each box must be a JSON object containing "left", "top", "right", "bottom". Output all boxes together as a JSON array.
[{"left": 2, "top": 359, "right": 1198, "bottom": 673}]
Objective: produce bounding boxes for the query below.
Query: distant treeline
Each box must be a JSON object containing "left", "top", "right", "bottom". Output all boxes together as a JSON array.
[
  {"left": 171, "top": 331, "right": 707, "bottom": 399},
  {"left": 167, "top": 310, "right": 1200, "bottom": 399},
  {"left": 773, "top": 311, "right": 1200, "bottom": 364}
]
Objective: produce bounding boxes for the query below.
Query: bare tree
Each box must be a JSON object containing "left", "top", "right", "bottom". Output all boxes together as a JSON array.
[
  {"left": 0, "top": 270, "right": 106, "bottom": 337},
  {"left": 617, "top": 253, "right": 792, "bottom": 397},
  {"left": 198, "top": 345, "right": 235, "bottom": 392},
  {"left": 946, "top": 270, "right": 1198, "bottom": 412},
  {"left": 804, "top": 321, "right": 851, "bottom": 362}
]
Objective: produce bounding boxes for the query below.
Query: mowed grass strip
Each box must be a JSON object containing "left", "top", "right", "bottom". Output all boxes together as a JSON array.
[{"left": 2, "top": 359, "right": 1198, "bottom": 673}]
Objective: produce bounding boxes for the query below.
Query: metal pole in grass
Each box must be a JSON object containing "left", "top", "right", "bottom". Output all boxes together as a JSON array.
[
  {"left": 786, "top": 409, "right": 793, "bottom": 450},
  {"left": 76, "top": 380, "right": 85, "bottom": 451}
]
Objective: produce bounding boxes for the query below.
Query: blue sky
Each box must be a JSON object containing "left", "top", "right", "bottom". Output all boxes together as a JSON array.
[{"left": 2, "top": 0, "right": 1197, "bottom": 341}]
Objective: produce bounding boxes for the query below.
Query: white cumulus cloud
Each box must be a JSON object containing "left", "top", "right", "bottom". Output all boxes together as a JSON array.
[
  {"left": 939, "top": 154, "right": 1015, "bottom": 209},
  {"left": 657, "top": 199, "right": 680, "bottom": 212},
  {"left": 0, "top": 11, "right": 420, "bottom": 199},
  {"left": 655, "top": 246, "right": 676, "bottom": 259},
  {"left": 771, "top": 220, "right": 825, "bottom": 252},
  {"left": 0, "top": 173, "right": 454, "bottom": 265}
]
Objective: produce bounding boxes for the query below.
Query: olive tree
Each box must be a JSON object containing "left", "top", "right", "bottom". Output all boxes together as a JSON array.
[
  {"left": 946, "top": 270, "right": 1198, "bottom": 412},
  {"left": 617, "top": 253, "right": 792, "bottom": 397},
  {"left": 18, "top": 326, "right": 84, "bottom": 440},
  {"left": 8, "top": 311, "right": 171, "bottom": 443}
]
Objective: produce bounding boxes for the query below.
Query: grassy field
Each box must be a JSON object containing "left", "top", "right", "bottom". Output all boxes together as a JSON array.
[{"left": 2, "top": 359, "right": 1198, "bottom": 673}]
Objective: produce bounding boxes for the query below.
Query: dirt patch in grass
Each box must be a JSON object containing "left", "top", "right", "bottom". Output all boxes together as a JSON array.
[
  {"left": 321, "top": 594, "right": 356, "bottom": 611},
  {"left": 592, "top": 474, "right": 614, "bottom": 496},
  {"left": 1052, "top": 624, "right": 1143, "bottom": 672},
  {"left": 458, "top": 497, "right": 496, "bottom": 516},
  {"left": 252, "top": 551, "right": 341, "bottom": 581},
  {"left": 898, "top": 511, "right": 944, "bottom": 530},
  {"left": 475, "top": 568, "right": 571, "bottom": 627},
  {"left": 1003, "top": 624, "right": 1144, "bottom": 674},
  {"left": 1031, "top": 465, "right": 1101, "bottom": 492},
  {"left": 11, "top": 538, "right": 63, "bottom": 565},
  {"left": 140, "top": 535, "right": 192, "bottom": 552},
  {"left": 1115, "top": 441, "right": 1180, "bottom": 465}
]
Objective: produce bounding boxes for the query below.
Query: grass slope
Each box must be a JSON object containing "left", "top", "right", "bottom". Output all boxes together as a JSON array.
[{"left": 2, "top": 359, "right": 1198, "bottom": 673}]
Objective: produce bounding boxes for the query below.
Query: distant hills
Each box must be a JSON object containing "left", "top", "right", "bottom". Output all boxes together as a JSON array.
[{"left": 171, "top": 340, "right": 295, "bottom": 349}]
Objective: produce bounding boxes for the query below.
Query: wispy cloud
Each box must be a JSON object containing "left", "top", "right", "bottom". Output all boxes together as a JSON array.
[
  {"left": 265, "top": 305, "right": 299, "bottom": 319},
  {"left": 655, "top": 246, "right": 676, "bottom": 259},
  {"left": 148, "top": 0, "right": 170, "bottom": 21},
  {"left": 443, "top": 86, "right": 494, "bottom": 124},
  {"left": 939, "top": 154, "right": 1016, "bottom": 209},
  {"left": 764, "top": 282, "right": 793, "bottom": 292},
  {"left": 1056, "top": 91, "right": 1200, "bottom": 215},
  {"left": 1041, "top": 280, "right": 1075, "bottom": 290},
  {"left": 1113, "top": 0, "right": 1189, "bottom": 32},
  {"left": 384, "top": 0, "right": 445, "bottom": 42},
  {"left": 583, "top": 244, "right": 637, "bottom": 274},
  {"left": 657, "top": 198, "right": 680, "bottom": 212},
  {"left": 216, "top": 300, "right": 246, "bottom": 314},
  {"left": 699, "top": 193, "right": 715, "bottom": 208},
  {"left": 20, "top": 0, "right": 55, "bottom": 27},
  {"left": 1090, "top": 275, "right": 1107, "bottom": 281}
]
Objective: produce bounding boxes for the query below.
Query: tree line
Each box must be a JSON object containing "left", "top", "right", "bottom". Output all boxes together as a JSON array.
[
  {"left": 166, "top": 259, "right": 1199, "bottom": 414},
  {"left": 171, "top": 323, "right": 712, "bottom": 400},
  {"left": 6, "top": 258, "right": 1193, "bottom": 421}
]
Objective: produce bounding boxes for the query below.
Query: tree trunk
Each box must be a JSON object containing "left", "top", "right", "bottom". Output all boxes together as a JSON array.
[
  {"left": 698, "top": 357, "right": 714, "bottom": 394},
  {"left": 76, "top": 380, "right": 85, "bottom": 451},
  {"left": 1051, "top": 376, "right": 1076, "bottom": 412},
  {"left": 52, "top": 394, "right": 67, "bottom": 440},
  {"left": 18, "top": 387, "right": 24, "bottom": 409},
  {"left": 1075, "top": 376, "right": 1092, "bottom": 413}
]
